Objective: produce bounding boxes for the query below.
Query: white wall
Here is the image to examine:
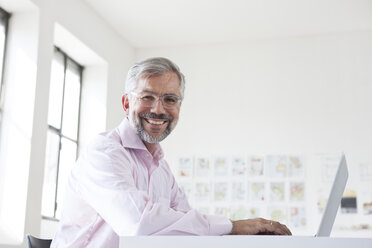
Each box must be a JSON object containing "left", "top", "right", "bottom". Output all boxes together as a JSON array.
[
  {"left": 0, "top": 9, "right": 39, "bottom": 245},
  {"left": 135, "top": 31, "right": 372, "bottom": 236},
  {"left": 136, "top": 31, "right": 372, "bottom": 161},
  {"left": 0, "top": 0, "right": 135, "bottom": 247}
]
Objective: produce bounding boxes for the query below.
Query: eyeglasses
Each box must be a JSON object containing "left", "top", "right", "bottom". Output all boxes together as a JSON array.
[{"left": 130, "top": 91, "right": 182, "bottom": 109}]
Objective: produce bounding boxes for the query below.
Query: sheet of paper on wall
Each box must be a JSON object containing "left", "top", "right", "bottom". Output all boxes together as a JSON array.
[
  {"left": 194, "top": 157, "right": 210, "bottom": 177},
  {"left": 178, "top": 157, "right": 193, "bottom": 178},
  {"left": 214, "top": 207, "right": 229, "bottom": 217},
  {"left": 290, "top": 182, "right": 305, "bottom": 202},
  {"left": 290, "top": 207, "right": 306, "bottom": 228},
  {"left": 247, "top": 156, "right": 264, "bottom": 176},
  {"left": 231, "top": 182, "right": 247, "bottom": 201},
  {"left": 231, "top": 156, "right": 247, "bottom": 176},
  {"left": 361, "top": 191, "right": 372, "bottom": 215},
  {"left": 213, "top": 157, "right": 229, "bottom": 176},
  {"left": 249, "top": 182, "right": 265, "bottom": 201},
  {"left": 213, "top": 182, "right": 228, "bottom": 201},
  {"left": 288, "top": 156, "right": 305, "bottom": 178},
  {"left": 178, "top": 182, "right": 192, "bottom": 199},
  {"left": 247, "top": 207, "right": 261, "bottom": 219},
  {"left": 270, "top": 182, "right": 285, "bottom": 201},
  {"left": 197, "top": 206, "right": 210, "bottom": 215},
  {"left": 266, "top": 155, "right": 288, "bottom": 178},
  {"left": 317, "top": 188, "right": 328, "bottom": 214},
  {"left": 268, "top": 206, "right": 287, "bottom": 223},
  {"left": 230, "top": 205, "right": 249, "bottom": 220},
  {"left": 363, "top": 202, "right": 372, "bottom": 215},
  {"left": 194, "top": 182, "right": 210, "bottom": 202}
]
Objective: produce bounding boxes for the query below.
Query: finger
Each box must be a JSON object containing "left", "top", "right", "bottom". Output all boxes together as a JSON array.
[
  {"left": 266, "top": 220, "right": 286, "bottom": 235},
  {"left": 275, "top": 222, "right": 291, "bottom": 235},
  {"left": 272, "top": 221, "right": 290, "bottom": 235},
  {"left": 281, "top": 224, "right": 292, "bottom": 235}
]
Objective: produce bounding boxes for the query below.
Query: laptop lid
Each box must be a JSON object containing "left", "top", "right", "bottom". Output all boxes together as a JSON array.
[{"left": 315, "top": 154, "right": 348, "bottom": 237}]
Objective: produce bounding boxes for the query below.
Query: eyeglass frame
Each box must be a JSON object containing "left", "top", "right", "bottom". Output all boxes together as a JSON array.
[{"left": 130, "top": 91, "right": 183, "bottom": 109}]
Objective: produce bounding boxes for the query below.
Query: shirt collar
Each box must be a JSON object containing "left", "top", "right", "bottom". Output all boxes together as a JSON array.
[{"left": 118, "top": 118, "right": 164, "bottom": 161}]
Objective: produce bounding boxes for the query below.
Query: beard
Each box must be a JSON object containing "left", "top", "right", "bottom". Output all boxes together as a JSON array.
[{"left": 130, "top": 112, "right": 176, "bottom": 144}]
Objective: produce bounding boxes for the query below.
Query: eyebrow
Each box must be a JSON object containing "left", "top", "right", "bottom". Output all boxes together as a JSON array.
[{"left": 140, "top": 89, "right": 180, "bottom": 97}]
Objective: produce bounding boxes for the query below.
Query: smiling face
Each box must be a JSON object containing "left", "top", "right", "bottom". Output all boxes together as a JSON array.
[{"left": 122, "top": 72, "right": 181, "bottom": 148}]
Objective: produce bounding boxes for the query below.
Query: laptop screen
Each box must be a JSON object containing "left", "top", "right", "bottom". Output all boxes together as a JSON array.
[{"left": 316, "top": 154, "right": 348, "bottom": 237}]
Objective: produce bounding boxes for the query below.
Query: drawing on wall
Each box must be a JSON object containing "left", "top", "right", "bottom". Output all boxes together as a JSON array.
[
  {"left": 247, "top": 156, "right": 264, "bottom": 176},
  {"left": 178, "top": 157, "right": 193, "bottom": 177},
  {"left": 230, "top": 205, "right": 249, "bottom": 220},
  {"left": 214, "top": 157, "right": 229, "bottom": 176},
  {"left": 231, "top": 157, "right": 247, "bottom": 176},
  {"left": 231, "top": 182, "right": 246, "bottom": 201},
  {"left": 268, "top": 206, "right": 287, "bottom": 223},
  {"left": 214, "top": 207, "right": 229, "bottom": 218},
  {"left": 341, "top": 189, "right": 358, "bottom": 214},
  {"left": 361, "top": 191, "right": 372, "bottom": 215},
  {"left": 197, "top": 206, "right": 210, "bottom": 215},
  {"left": 247, "top": 207, "right": 261, "bottom": 219},
  {"left": 266, "top": 155, "right": 287, "bottom": 178},
  {"left": 214, "top": 182, "right": 228, "bottom": 201},
  {"left": 249, "top": 182, "right": 265, "bottom": 201},
  {"left": 289, "top": 207, "right": 306, "bottom": 228},
  {"left": 288, "top": 156, "right": 304, "bottom": 177},
  {"left": 363, "top": 202, "right": 372, "bottom": 215},
  {"left": 270, "top": 182, "right": 285, "bottom": 201},
  {"left": 179, "top": 182, "right": 192, "bottom": 199},
  {"left": 194, "top": 182, "right": 210, "bottom": 202},
  {"left": 290, "top": 182, "right": 305, "bottom": 202},
  {"left": 194, "top": 157, "right": 210, "bottom": 177},
  {"left": 317, "top": 188, "right": 328, "bottom": 214}
]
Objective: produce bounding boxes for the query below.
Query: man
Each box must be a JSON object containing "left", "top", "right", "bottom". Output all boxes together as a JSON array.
[{"left": 51, "top": 57, "right": 291, "bottom": 248}]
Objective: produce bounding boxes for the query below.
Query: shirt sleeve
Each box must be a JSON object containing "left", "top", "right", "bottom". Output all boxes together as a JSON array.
[{"left": 73, "top": 137, "right": 232, "bottom": 236}]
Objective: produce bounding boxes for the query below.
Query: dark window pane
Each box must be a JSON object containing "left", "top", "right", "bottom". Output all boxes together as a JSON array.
[
  {"left": 55, "top": 137, "right": 77, "bottom": 219},
  {"left": 41, "top": 130, "right": 60, "bottom": 217},
  {"left": 61, "top": 60, "right": 81, "bottom": 140},
  {"left": 0, "top": 10, "right": 8, "bottom": 120},
  {"left": 0, "top": 23, "right": 6, "bottom": 83},
  {"left": 47, "top": 51, "right": 65, "bottom": 129}
]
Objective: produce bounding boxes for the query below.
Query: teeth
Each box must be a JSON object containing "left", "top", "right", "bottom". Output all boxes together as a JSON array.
[{"left": 147, "top": 119, "right": 165, "bottom": 125}]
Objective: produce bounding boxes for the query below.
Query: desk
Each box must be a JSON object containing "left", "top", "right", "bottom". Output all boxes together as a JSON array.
[{"left": 120, "top": 235, "right": 372, "bottom": 248}]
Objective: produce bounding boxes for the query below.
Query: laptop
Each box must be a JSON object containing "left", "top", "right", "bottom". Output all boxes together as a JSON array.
[{"left": 315, "top": 153, "right": 348, "bottom": 237}]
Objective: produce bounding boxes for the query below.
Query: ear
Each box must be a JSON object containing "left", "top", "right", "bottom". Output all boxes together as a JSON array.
[{"left": 122, "top": 94, "right": 130, "bottom": 114}]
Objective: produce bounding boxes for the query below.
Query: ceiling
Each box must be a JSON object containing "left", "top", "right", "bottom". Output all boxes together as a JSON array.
[{"left": 83, "top": 0, "right": 372, "bottom": 48}]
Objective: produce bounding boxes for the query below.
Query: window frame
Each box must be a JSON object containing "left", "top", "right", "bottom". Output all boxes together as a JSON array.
[
  {"left": 42, "top": 46, "right": 83, "bottom": 221},
  {"left": 0, "top": 7, "right": 10, "bottom": 136}
]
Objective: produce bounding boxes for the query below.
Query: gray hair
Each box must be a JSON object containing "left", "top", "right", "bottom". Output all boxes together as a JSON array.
[{"left": 125, "top": 57, "right": 185, "bottom": 98}]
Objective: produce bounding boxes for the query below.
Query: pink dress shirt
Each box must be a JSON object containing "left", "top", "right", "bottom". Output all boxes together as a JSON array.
[{"left": 51, "top": 118, "right": 232, "bottom": 248}]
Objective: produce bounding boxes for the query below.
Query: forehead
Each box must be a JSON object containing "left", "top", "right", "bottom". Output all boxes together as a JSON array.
[{"left": 135, "top": 72, "right": 181, "bottom": 95}]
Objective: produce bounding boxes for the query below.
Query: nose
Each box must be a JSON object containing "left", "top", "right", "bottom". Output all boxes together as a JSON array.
[{"left": 151, "top": 98, "right": 166, "bottom": 114}]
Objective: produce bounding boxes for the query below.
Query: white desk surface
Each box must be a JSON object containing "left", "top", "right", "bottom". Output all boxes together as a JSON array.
[{"left": 120, "top": 235, "right": 372, "bottom": 248}]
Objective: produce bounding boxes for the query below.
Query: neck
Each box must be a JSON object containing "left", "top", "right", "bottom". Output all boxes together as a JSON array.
[{"left": 143, "top": 141, "right": 158, "bottom": 156}]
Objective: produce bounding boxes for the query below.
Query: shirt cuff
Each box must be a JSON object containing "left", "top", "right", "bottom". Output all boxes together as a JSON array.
[{"left": 205, "top": 214, "right": 233, "bottom": 235}]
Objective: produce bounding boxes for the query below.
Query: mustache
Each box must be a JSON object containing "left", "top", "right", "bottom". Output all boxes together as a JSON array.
[{"left": 139, "top": 113, "right": 173, "bottom": 121}]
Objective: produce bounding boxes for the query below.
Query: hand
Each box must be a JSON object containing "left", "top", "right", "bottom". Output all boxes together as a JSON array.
[{"left": 230, "top": 218, "right": 292, "bottom": 235}]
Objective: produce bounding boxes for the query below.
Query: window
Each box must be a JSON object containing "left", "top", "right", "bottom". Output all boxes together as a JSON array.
[
  {"left": 0, "top": 7, "right": 10, "bottom": 131},
  {"left": 42, "top": 47, "right": 83, "bottom": 219}
]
